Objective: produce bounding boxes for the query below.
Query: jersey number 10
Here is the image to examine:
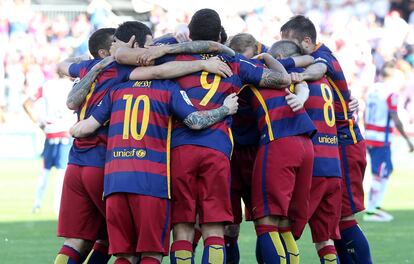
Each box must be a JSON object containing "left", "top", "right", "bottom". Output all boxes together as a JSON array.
[{"left": 122, "top": 94, "right": 150, "bottom": 140}]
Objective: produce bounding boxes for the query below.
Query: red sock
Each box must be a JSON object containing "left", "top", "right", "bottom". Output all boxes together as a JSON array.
[
  {"left": 193, "top": 228, "right": 202, "bottom": 246},
  {"left": 339, "top": 219, "right": 358, "bottom": 232},
  {"left": 59, "top": 245, "right": 82, "bottom": 263},
  {"left": 171, "top": 240, "right": 193, "bottom": 252},
  {"left": 140, "top": 256, "right": 160, "bottom": 264},
  {"left": 255, "top": 224, "right": 278, "bottom": 236},
  {"left": 114, "top": 257, "right": 130, "bottom": 264},
  {"left": 317, "top": 245, "right": 337, "bottom": 259},
  {"left": 204, "top": 236, "right": 225, "bottom": 247}
]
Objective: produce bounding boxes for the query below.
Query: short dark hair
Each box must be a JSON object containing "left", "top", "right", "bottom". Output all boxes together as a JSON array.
[
  {"left": 229, "top": 33, "right": 257, "bottom": 54},
  {"left": 220, "top": 26, "right": 228, "bottom": 44},
  {"left": 280, "top": 15, "right": 317, "bottom": 44},
  {"left": 115, "top": 21, "right": 152, "bottom": 48},
  {"left": 88, "top": 28, "right": 115, "bottom": 59},
  {"left": 188, "top": 8, "right": 221, "bottom": 41},
  {"left": 269, "top": 40, "right": 302, "bottom": 58}
]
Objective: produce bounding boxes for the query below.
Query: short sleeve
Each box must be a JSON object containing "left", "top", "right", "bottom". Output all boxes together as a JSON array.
[
  {"left": 91, "top": 91, "right": 112, "bottom": 125},
  {"left": 311, "top": 50, "right": 335, "bottom": 76},
  {"left": 69, "top": 60, "right": 90, "bottom": 78},
  {"left": 278, "top": 57, "right": 295, "bottom": 69},
  {"left": 169, "top": 85, "right": 197, "bottom": 120},
  {"left": 387, "top": 93, "right": 398, "bottom": 112},
  {"left": 238, "top": 55, "right": 264, "bottom": 87}
]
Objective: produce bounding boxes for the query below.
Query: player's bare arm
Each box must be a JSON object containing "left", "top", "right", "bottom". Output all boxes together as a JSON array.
[
  {"left": 285, "top": 81, "right": 309, "bottom": 112},
  {"left": 291, "top": 62, "right": 327, "bottom": 83},
  {"left": 390, "top": 112, "right": 414, "bottom": 152},
  {"left": 129, "top": 56, "right": 233, "bottom": 80},
  {"left": 140, "top": 41, "right": 236, "bottom": 65},
  {"left": 259, "top": 68, "right": 291, "bottom": 88},
  {"left": 70, "top": 116, "right": 101, "bottom": 138},
  {"left": 66, "top": 56, "right": 115, "bottom": 110},
  {"left": 57, "top": 55, "right": 90, "bottom": 76},
  {"left": 183, "top": 93, "right": 238, "bottom": 130},
  {"left": 291, "top": 55, "right": 314, "bottom": 68}
]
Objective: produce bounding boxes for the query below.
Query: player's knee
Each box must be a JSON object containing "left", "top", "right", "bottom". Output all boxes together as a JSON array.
[
  {"left": 173, "top": 223, "right": 194, "bottom": 241},
  {"left": 201, "top": 222, "right": 224, "bottom": 239},
  {"left": 341, "top": 214, "right": 355, "bottom": 221},
  {"left": 224, "top": 224, "right": 240, "bottom": 237},
  {"left": 315, "top": 239, "right": 335, "bottom": 251},
  {"left": 63, "top": 238, "right": 93, "bottom": 255},
  {"left": 255, "top": 215, "right": 281, "bottom": 226}
]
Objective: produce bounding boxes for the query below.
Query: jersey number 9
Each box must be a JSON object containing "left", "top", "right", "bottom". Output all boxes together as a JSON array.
[{"left": 199, "top": 71, "right": 221, "bottom": 106}]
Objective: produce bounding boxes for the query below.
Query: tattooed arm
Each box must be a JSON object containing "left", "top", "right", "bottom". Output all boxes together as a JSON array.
[
  {"left": 183, "top": 93, "right": 239, "bottom": 130},
  {"left": 66, "top": 56, "right": 114, "bottom": 110},
  {"left": 57, "top": 55, "right": 90, "bottom": 76},
  {"left": 258, "top": 68, "right": 292, "bottom": 88}
]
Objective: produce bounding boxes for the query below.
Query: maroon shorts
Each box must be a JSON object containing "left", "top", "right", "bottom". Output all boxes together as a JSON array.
[
  {"left": 106, "top": 193, "right": 170, "bottom": 255},
  {"left": 339, "top": 140, "right": 367, "bottom": 217},
  {"left": 230, "top": 144, "right": 257, "bottom": 224},
  {"left": 308, "top": 177, "right": 342, "bottom": 243},
  {"left": 251, "top": 136, "right": 314, "bottom": 238},
  {"left": 171, "top": 145, "right": 233, "bottom": 225},
  {"left": 58, "top": 164, "right": 106, "bottom": 241}
]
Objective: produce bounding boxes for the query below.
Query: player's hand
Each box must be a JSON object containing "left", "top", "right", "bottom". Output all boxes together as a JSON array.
[
  {"left": 223, "top": 93, "right": 239, "bottom": 115},
  {"left": 349, "top": 95, "right": 359, "bottom": 113},
  {"left": 202, "top": 57, "right": 233, "bottom": 78},
  {"left": 290, "top": 72, "right": 304, "bottom": 83},
  {"left": 285, "top": 88, "right": 304, "bottom": 112},
  {"left": 139, "top": 45, "right": 168, "bottom": 66},
  {"left": 110, "top": 35, "right": 135, "bottom": 56},
  {"left": 174, "top": 24, "right": 191, "bottom": 43}
]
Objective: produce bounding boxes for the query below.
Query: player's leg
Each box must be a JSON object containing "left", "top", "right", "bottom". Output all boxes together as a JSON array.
[
  {"left": 198, "top": 148, "right": 233, "bottom": 264},
  {"left": 337, "top": 142, "right": 373, "bottom": 263},
  {"left": 308, "top": 177, "right": 342, "bottom": 264},
  {"left": 106, "top": 193, "right": 139, "bottom": 264},
  {"left": 33, "top": 139, "right": 53, "bottom": 212},
  {"left": 55, "top": 165, "right": 104, "bottom": 263},
  {"left": 133, "top": 194, "right": 170, "bottom": 264},
  {"left": 170, "top": 146, "right": 199, "bottom": 263},
  {"left": 54, "top": 139, "right": 71, "bottom": 214}
]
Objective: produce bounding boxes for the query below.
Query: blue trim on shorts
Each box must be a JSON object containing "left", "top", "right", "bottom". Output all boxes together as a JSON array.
[
  {"left": 161, "top": 201, "right": 170, "bottom": 244},
  {"left": 341, "top": 146, "right": 357, "bottom": 214},
  {"left": 262, "top": 144, "right": 270, "bottom": 216}
]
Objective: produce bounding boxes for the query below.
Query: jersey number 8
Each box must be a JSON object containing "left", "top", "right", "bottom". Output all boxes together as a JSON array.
[
  {"left": 122, "top": 94, "right": 150, "bottom": 140},
  {"left": 320, "top": 83, "right": 335, "bottom": 127}
]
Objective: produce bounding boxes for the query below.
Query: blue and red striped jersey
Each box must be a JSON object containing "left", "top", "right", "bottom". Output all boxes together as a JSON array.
[
  {"left": 305, "top": 77, "right": 342, "bottom": 178},
  {"left": 311, "top": 44, "right": 363, "bottom": 145},
  {"left": 248, "top": 65, "right": 316, "bottom": 145},
  {"left": 92, "top": 79, "right": 196, "bottom": 199},
  {"left": 68, "top": 59, "right": 134, "bottom": 167},
  {"left": 156, "top": 53, "right": 264, "bottom": 158}
]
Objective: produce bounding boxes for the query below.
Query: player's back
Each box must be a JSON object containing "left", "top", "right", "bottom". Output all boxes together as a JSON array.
[
  {"left": 305, "top": 77, "right": 341, "bottom": 177},
  {"left": 98, "top": 79, "right": 194, "bottom": 199},
  {"left": 68, "top": 59, "right": 134, "bottom": 167},
  {"left": 365, "top": 82, "right": 397, "bottom": 146}
]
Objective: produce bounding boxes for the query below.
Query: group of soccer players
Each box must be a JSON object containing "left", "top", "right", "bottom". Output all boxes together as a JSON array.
[{"left": 53, "top": 8, "right": 374, "bottom": 264}]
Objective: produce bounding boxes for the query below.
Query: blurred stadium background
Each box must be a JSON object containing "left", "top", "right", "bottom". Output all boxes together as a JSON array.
[{"left": 0, "top": 0, "right": 414, "bottom": 263}]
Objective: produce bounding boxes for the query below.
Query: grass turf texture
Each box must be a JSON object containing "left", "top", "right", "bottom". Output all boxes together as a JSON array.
[{"left": 1, "top": 142, "right": 413, "bottom": 263}]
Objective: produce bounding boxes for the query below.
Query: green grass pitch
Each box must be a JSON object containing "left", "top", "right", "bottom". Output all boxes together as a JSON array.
[{"left": 1, "top": 144, "right": 413, "bottom": 263}]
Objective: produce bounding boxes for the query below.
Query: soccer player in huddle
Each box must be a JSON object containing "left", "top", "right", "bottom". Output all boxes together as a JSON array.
[
  {"left": 281, "top": 15, "right": 373, "bottom": 264},
  {"left": 70, "top": 76, "right": 239, "bottom": 264},
  {"left": 54, "top": 22, "right": 237, "bottom": 264},
  {"left": 115, "top": 9, "right": 292, "bottom": 264},
  {"left": 364, "top": 63, "right": 413, "bottom": 221}
]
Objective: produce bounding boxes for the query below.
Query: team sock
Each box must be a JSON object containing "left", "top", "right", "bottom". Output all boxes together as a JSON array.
[
  {"left": 193, "top": 228, "right": 202, "bottom": 252},
  {"left": 335, "top": 220, "right": 373, "bottom": 264},
  {"left": 201, "top": 236, "right": 226, "bottom": 264},
  {"left": 33, "top": 168, "right": 51, "bottom": 209},
  {"left": 224, "top": 235, "right": 240, "bottom": 264},
  {"left": 255, "top": 238, "right": 264, "bottom": 264},
  {"left": 279, "top": 227, "right": 299, "bottom": 264},
  {"left": 368, "top": 176, "right": 389, "bottom": 212},
  {"left": 114, "top": 257, "right": 130, "bottom": 264},
  {"left": 84, "top": 242, "right": 111, "bottom": 263},
  {"left": 170, "top": 240, "right": 194, "bottom": 264},
  {"left": 318, "top": 245, "right": 340, "bottom": 264},
  {"left": 54, "top": 245, "right": 82, "bottom": 264},
  {"left": 140, "top": 256, "right": 160, "bottom": 264},
  {"left": 255, "top": 224, "right": 286, "bottom": 264}
]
